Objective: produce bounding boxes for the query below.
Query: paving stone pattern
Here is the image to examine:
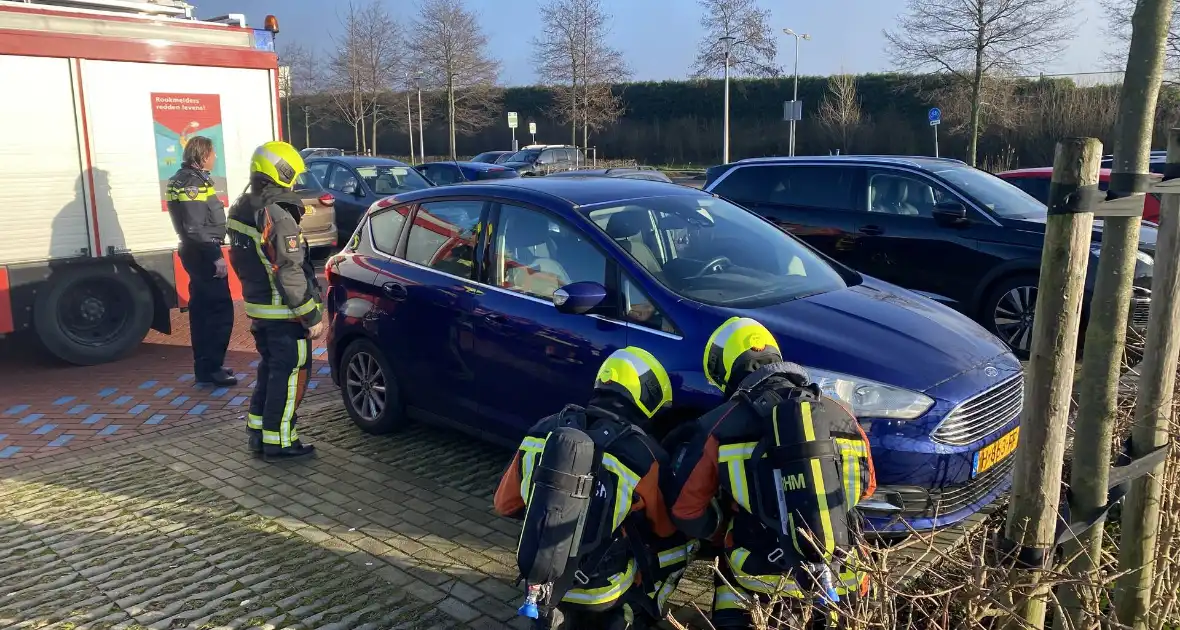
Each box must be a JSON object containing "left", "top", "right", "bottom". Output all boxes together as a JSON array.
[
  {"left": 0, "top": 402, "right": 715, "bottom": 629},
  {"left": 0, "top": 304, "right": 333, "bottom": 466}
]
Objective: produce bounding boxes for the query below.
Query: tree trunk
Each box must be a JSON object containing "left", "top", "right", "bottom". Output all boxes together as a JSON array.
[
  {"left": 371, "top": 105, "right": 379, "bottom": 157},
  {"left": 1112, "top": 2, "right": 1176, "bottom": 627},
  {"left": 448, "top": 82, "right": 457, "bottom": 160},
  {"left": 360, "top": 116, "right": 368, "bottom": 155},
  {"left": 968, "top": 6, "right": 985, "bottom": 167},
  {"left": 304, "top": 111, "right": 310, "bottom": 148}
]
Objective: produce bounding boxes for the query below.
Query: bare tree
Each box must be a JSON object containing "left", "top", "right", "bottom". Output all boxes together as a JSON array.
[
  {"left": 1103, "top": 0, "right": 1180, "bottom": 82},
  {"left": 278, "top": 43, "right": 311, "bottom": 144},
  {"left": 534, "top": 0, "right": 629, "bottom": 148},
  {"left": 327, "top": 3, "right": 370, "bottom": 153},
  {"left": 410, "top": 0, "right": 501, "bottom": 159},
  {"left": 356, "top": 3, "right": 404, "bottom": 156},
  {"left": 817, "top": 73, "right": 864, "bottom": 154},
  {"left": 885, "top": 0, "right": 1075, "bottom": 166},
  {"left": 691, "top": 0, "right": 780, "bottom": 78}
]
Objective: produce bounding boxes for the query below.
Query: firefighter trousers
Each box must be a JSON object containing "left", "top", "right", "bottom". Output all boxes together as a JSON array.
[
  {"left": 178, "top": 241, "right": 233, "bottom": 379},
  {"left": 246, "top": 320, "right": 311, "bottom": 447}
]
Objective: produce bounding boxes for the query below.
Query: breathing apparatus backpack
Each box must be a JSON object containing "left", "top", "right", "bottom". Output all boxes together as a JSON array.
[
  {"left": 515, "top": 406, "right": 661, "bottom": 621},
  {"left": 733, "top": 364, "right": 872, "bottom": 602}
]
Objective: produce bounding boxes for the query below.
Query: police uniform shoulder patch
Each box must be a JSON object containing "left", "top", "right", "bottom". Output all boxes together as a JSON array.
[
  {"left": 184, "top": 186, "right": 200, "bottom": 200},
  {"left": 285, "top": 235, "right": 300, "bottom": 253}
]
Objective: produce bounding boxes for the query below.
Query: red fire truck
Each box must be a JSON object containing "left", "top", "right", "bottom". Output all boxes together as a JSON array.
[{"left": 0, "top": 0, "right": 281, "bottom": 365}]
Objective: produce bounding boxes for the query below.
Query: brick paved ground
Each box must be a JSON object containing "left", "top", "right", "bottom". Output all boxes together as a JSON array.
[
  {"left": 0, "top": 399, "right": 716, "bottom": 629},
  {"left": 0, "top": 304, "right": 333, "bottom": 467}
]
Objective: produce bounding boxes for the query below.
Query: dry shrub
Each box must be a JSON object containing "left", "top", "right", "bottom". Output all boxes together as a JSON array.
[{"left": 666, "top": 368, "right": 1180, "bottom": 630}]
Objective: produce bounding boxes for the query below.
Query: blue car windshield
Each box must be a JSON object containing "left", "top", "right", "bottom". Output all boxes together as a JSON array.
[{"left": 586, "top": 195, "right": 848, "bottom": 307}]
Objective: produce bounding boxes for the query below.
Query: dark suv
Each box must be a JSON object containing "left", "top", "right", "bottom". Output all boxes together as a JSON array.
[
  {"left": 704, "top": 156, "right": 1156, "bottom": 357},
  {"left": 500, "top": 145, "right": 585, "bottom": 176}
]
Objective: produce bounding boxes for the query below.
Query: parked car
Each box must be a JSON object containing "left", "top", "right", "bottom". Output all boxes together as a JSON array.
[
  {"left": 416, "top": 161, "right": 520, "bottom": 184},
  {"left": 997, "top": 167, "right": 1163, "bottom": 223},
  {"left": 703, "top": 156, "right": 1156, "bottom": 358},
  {"left": 292, "top": 170, "right": 338, "bottom": 250},
  {"left": 499, "top": 145, "right": 585, "bottom": 176},
  {"left": 324, "top": 176, "right": 1024, "bottom": 534},
  {"left": 306, "top": 156, "right": 434, "bottom": 242},
  {"left": 1101, "top": 151, "right": 1166, "bottom": 174},
  {"left": 299, "top": 147, "right": 344, "bottom": 159},
  {"left": 471, "top": 150, "right": 514, "bottom": 164},
  {"left": 545, "top": 166, "right": 673, "bottom": 183}
]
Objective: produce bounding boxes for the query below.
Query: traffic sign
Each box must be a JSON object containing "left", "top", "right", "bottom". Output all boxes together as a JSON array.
[
  {"left": 928, "top": 107, "right": 941, "bottom": 126},
  {"left": 529, "top": 122, "right": 536, "bottom": 134},
  {"left": 783, "top": 100, "right": 803, "bottom": 122},
  {"left": 507, "top": 111, "right": 518, "bottom": 129}
]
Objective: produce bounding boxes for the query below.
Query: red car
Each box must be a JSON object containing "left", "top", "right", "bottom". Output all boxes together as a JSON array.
[{"left": 998, "top": 167, "right": 1162, "bottom": 223}]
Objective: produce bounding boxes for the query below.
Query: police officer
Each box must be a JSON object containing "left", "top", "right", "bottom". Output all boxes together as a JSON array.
[
  {"left": 494, "top": 347, "right": 694, "bottom": 630},
  {"left": 226, "top": 141, "right": 324, "bottom": 460},
  {"left": 166, "top": 136, "right": 235, "bottom": 387},
  {"left": 668, "top": 318, "right": 876, "bottom": 629}
]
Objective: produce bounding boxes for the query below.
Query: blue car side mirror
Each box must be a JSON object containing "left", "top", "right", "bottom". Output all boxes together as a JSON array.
[{"left": 553, "top": 281, "right": 607, "bottom": 315}]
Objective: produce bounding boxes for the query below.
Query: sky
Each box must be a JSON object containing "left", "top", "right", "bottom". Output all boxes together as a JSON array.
[{"left": 195, "top": 0, "right": 1121, "bottom": 85}]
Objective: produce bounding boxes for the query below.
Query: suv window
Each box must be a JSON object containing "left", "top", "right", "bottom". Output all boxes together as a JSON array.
[
  {"left": 711, "top": 165, "right": 857, "bottom": 210},
  {"left": 307, "top": 161, "right": 332, "bottom": 184},
  {"left": 328, "top": 166, "right": 359, "bottom": 193},
  {"left": 404, "top": 200, "right": 483, "bottom": 279},
  {"left": 491, "top": 203, "right": 607, "bottom": 302},
  {"left": 369, "top": 205, "right": 409, "bottom": 254},
  {"left": 866, "top": 169, "right": 955, "bottom": 217}
]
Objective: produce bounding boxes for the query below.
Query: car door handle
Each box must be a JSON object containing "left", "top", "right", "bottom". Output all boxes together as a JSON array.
[
  {"left": 483, "top": 312, "right": 506, "bottom": 324},
  {"left": 859, "top": 225, "right": 885, "bottom": 236},
  {"left": 381, "top": 282, "right": 407, "bottom": 301}
]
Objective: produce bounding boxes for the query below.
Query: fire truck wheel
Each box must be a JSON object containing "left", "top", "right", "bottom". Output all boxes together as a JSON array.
[{"left": 33, "top": 262, "right": 154, "bottom": 366}]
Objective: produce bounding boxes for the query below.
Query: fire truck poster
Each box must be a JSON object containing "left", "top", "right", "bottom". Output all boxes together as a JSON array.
[{"left": 152, "top": 93, "right": 228, "bottom": 210}]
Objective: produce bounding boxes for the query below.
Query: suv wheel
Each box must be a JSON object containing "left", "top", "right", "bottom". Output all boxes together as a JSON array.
[
  {"left": 339, "top": 338, "right": 406, "bottom": 434},
  {"left": 982, "top": 274, "right": 1038, "bottom": 358}
]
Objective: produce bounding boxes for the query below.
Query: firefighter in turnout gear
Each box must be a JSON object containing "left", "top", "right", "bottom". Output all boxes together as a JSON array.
[
  {"left": 166, "top": 136, "right": 236, "bottom": 387},
  {"left": 227, "top": 141, "right": 324, "bottom": 461},
  {"left": 668, "top": 318, "right": 876, "bottom": 629},
  {"left": 494, "top": 347, "right": 695, "bottom": 630}
]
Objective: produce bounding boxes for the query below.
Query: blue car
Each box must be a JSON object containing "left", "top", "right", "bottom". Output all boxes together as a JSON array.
[
  {"left": 416, "top": 160, "right": 520, "bottom": 185},
  {"left": 324, "top": 177, "right": 1022, "bottom": 534},
  {"left": 306, "top": 156, "right": 434, "bottom": 242}
]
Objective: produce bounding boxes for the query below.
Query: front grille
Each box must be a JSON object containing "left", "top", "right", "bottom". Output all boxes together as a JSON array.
[
  {"left": 897, "top": 456, "right": 1015, "bottom": 519},
  {"left": 1131, "top": 299, "right": 1151, "bottom": 328},
  {"left": 932, "top": 374, "right": 1024, "bottom": 446}
]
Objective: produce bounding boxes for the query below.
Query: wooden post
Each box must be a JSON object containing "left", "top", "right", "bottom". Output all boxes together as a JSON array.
[
  {"left": 1113, "top": 130, "right": 1180, "bottom": 628},
  {"left": 1000, "top": 137, "right": 1100, "bottom": 630}
]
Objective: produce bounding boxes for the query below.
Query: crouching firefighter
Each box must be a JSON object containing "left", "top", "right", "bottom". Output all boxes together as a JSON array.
[
  {"left": 227, "top": 141, "right": 325, "bottom": 461},
  {"left": 669, "top": 317, "right": 876, "bottom": 629},
  {"left": 494, "top": 347, "right": 696, "bottom": 630}
]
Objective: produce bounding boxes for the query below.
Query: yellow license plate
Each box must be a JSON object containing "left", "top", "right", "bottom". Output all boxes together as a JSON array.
[
  {"left": 972, "top": 426, "right": 1019, "bottom": 477},
  {"left": 304, "top": 205, "right": 315, "bottom": 215}
]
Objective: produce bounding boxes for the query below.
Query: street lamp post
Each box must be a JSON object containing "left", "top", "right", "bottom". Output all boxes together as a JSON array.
[
  {"left": 720, "top": 35, "right": 736, "bottom": 164},
  {"left": 405, "top": 76, "right": 415, "bottom": 161},
  {"left": 783, "top": 28, "right": 810, "bottom": 157},
  {"left": 415, "top": 74, "right": 425, "bottom": 164}
]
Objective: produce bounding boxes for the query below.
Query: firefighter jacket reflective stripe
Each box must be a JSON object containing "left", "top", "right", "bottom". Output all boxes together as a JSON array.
[
  {"left": 493, "top": 405, "right": 687, "bottom": 610},
  {"left": 227, "top": 190, "right": 322, "bottom": 328},
  {"left": 668, "top": 372, "right": 876, "bottom": 600},
  {"left": 166, "top": 166, "right": 226, "bottom": 254}
]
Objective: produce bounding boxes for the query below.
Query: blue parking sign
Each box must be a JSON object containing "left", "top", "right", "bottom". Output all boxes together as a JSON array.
[{"left": 928, "top": 107, "right": 942, "bottom": 125}]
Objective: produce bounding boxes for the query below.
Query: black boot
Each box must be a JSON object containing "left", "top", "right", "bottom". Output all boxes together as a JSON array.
[
  {"left": 197, "top": 370, "right": 238, "bottom": 387},
  {"left": 263, "top": 441, "right": 316, "bottom": 461},
  {"left": 248, "top": 429, "right": 263, "bottom": 454}
]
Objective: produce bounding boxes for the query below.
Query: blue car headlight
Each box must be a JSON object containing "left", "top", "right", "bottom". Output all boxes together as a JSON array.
[{"left": 805, "top": 367, "right": 934, "bottom": 420}]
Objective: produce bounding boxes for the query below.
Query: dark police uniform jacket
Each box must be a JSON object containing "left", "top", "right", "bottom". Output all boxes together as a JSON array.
[
  {"left": 226, "top": 187, "right": 322, "bottom": 327},
  {"left": 166, "top": 166, "right": 226, "bottom": 256}
]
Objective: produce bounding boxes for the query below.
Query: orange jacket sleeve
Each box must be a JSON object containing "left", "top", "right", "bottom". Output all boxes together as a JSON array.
[
  {"left": 493, "top": 450, "right": 526, "bottom": 519},
  {"left": 633, "top": 461, "right": 677, "bottom": 538},
  {"left": 670, "top": 434, "right": 722, "bottom": 540}
]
